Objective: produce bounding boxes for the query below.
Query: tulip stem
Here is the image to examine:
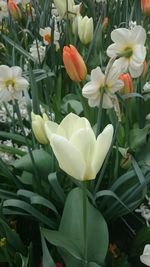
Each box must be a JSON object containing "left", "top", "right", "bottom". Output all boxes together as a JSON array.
[{"left": 82, "top": 180, "right": 88, "bottom": 267}]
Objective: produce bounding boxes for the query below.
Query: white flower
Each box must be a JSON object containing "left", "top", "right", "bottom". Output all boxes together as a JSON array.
[
  {"left": 143, "top": 82, "right": 150, "bottom": 92},
  {"left": 53, "top": 0, "right": 75, "bottom": 19},
  {"left": 107, "top": 25, "right": 146, "bottom": 78},
  {"left": 82, "top": 66, "right": 123, "bottom": 109},
  {"left": 129, "top": 20, "right": 137, "bottom": 29},
  {"left": 0, "top": 0, "right": 8, "bottom": 22},
  {"left": 45, "top": 113, "right": 113, "bottom": 181},
  {"left": 39, "top": 27, "right": 60, "bottom": 50},
  {"left": 140, "top": 245, "right": 150, "bottom": 266},
  {"left": 78, "top": 15, "right": 94, "bottom": 44},
  {"left": 0, "top": 65, "right": 29, "bottom": 103},
  {"left": 30, "top": 40, "right": 46, "bottom": 64}
]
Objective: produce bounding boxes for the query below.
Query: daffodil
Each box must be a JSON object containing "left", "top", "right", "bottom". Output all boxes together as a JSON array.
[
  {"left": 82, "top": 66, "right": 123, "bottom": 108},
  {"left": 45, "top": 113, "right": 113, "bottom": 181},
  {"left": 39, "top": 27, "right": 60, "bottom": 50},
  {"left": 0, "top": 65, "right": 29, "bottom": 103},
  {"left": 0, "top": 0, "right": 8, "bottom": 22},
  {"left": 107, "top": 25, "right": 146, "bottom": 78},
  {"left": 140, "top": 245, "right": 150, "bottom": 266},
  {"left": 30, "top": 40, "right": 46, "bottom": 63}
]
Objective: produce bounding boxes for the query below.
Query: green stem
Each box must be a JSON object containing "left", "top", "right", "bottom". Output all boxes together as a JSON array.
[
  {"left": 82, "top": 181, "right": 88, "bottom": 267},
  {"left": 96, "top": 87, "right": 104, "bottom": 137}
]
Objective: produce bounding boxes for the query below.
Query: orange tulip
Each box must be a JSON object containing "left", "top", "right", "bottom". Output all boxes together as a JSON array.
[
  {"left": 141, "top": 0, "right": 150, "bottom": 15},
  {"left": 102, "top": 17, "right": 109, "bottom": 32},
  {"left": 63, "top": 45, "right": 87, "bottom": 82},
  {"left": 142, "top": 60, "right": 147, "bottom": 78},
  {"left": 7, "top": 0, "right": 22, "bottom": 20},
  {"left": 119, "top": 73, "right": 133, "bottom": 94}
]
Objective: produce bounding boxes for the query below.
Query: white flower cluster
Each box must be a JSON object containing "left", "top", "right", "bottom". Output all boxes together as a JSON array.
[{"left": 135, "top": 195, "right": 150, "bottom": 227}]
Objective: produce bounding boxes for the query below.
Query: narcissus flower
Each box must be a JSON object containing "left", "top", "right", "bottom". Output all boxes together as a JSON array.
[
  {"left": 119, "top": 73, "right": 133, "bottom": 94},
  {"left": 82, "top": 66, "right": 123, "bottom": 108},
  {"left": 63, "top": 45, "right": 87, "bottom": 82},
  {"left": 107, "top": 26, "right": 146, "bottom": 78},
  {"left": 39, "top": 27, "right": 60, "bottom": 50},
  {"left": 45, "top": 113, "right": 113, "bottom": 181},
  {"left": 0, "top": 65, "right": 29, "bottom": 103},
  {"left": 141, "top": 0, "right": 150, "bottom": 15},
  {"left": 0, "top": 0, "right": 8, "bottom": 22},
  {"left": 78, "top": 16, "right": 94, "bottom": 44},
  {"left": 7, "top": 0, "right": 22, "bottom": 20},
  {"left": 140, "top": 244, "right": 150, "bottom": 266},
  {"left": 31, "top": 112, "right": 49, "bottom": 144},
  {"left": 30, "top": 40, "right": 46, "bottom": 63}
]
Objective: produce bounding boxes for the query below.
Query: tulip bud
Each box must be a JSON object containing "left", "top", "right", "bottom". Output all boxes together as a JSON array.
[
  {"left": 31, "top": 112, "right": 49, "bottom": 144},
  {"left": 142, "top": 59, "right": 147, "bottom": 78},
  {"left": 53, "top": 0, "right": 75, "bottom": 19},
  {"left": 141, "top": 0, "right": 150, "bottom": 15},
  {"left": 7, "top": 0, "right": 22, "bottom": 20},
  {"left": 102, "top": 16, "right": 109, "bottom": 32},
  {"left": 119, "top": 73, "right": 133, "bottom": 94},
  {"left": 63, "top": 45, "right": 87, "bottom": 82},
  {"left": 78, "top": 16, "right": 94, "bottom": 45}
]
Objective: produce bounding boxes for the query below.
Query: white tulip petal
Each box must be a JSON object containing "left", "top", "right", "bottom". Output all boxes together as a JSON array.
[
  {"left": 111, "top": 28, "right": 131, "bottom": 44},
  {"left": 131, "top": 25, "right": 146, "bottom": 45},
  {"left": 57, "top": 113, "right": 79, "bottom": 139},
  {"left": 70, "top": 128, "right": 96, "bottom": 180},
  {"left": 92, "top": 124, "right": 113, "bottom": 176},
  {"left": 44, "top": 121, "right": 58, "bottom": 142},
  {"left": 51, "top": 134, "right": 86, "bottom": 180}
]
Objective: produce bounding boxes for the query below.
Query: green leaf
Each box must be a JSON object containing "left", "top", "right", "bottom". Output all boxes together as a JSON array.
[
  {"left": 14, "top": 149, "right": 52, "bottom": 178},
  {"left": 88, "top": 263, "right": 102, "bottom": 267},
  {"left": 48, "top": 172, "right": 66, "bottom": 204},
  {"left": 42, "top": 188, "right": 108, "bottom": 266},
  {"left": 0, "top": 131, "right": 32, "bottom": 146}
]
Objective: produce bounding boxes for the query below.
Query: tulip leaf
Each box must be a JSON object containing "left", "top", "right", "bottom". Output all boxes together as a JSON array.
[
  {"left": 42, "top": 188, "right": 108, "bottom": 266},
  {"left": 14, "top": 149, "right": 52, "bottom": 178},
  {"left": 40, "top": 231, "right": 56, "bottom": 267},
  {"left": 88, "top": 263, "right": 102, "bottom": 267},
  {"left": 48, "top": 172, "right": 66, "bottom": 204}
]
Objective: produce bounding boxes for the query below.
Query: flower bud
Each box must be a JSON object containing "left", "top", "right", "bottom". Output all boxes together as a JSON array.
[
  {"left": 63, "top": 45, "right": 87, "bottom": 82},
  {"left": 7, "top": 0, "right": 22, "bottom": 20},
  {"left": 141, "top": 0, "right": 150, "bottom": 15},
  {"left": 102, "top": 16, "right": 109, "bottom": 32},
  {"left": 31, "top": 112, "right": 49, "bottom": 144},
  {"left": 53, "top": 0, "right": 75, "bottom": 19},
  {"left": 78, "top": 16, "right": 94, "bottom": 45},
  {"left": 142, "top": 59, "right": 147, "bottom": 78},
  {"left": 119, "top": 73, "right": 133, "bottom": 94}
]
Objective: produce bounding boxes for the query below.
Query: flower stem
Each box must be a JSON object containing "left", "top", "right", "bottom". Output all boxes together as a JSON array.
[{"left": 82, "top": 180, "right": 88, "bottom": 267}]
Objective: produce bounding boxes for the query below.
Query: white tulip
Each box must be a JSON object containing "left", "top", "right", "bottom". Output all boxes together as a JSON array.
[
  {"left": 45, "top": 113, "right": 113, "bottom": 181},
  {"left": 78, "top": 16, "right": 94, "bottom": 44}
]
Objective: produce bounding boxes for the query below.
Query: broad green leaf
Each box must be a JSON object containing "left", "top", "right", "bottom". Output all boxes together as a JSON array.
[
  {"left": 48, "top": 172, "right": 66, "bottom": 203},
  {"left": 14, "top": 149, "right": 52, "bottom": 178},
  {"left": 41, "top": 231, "right": 58, "bottom": 267}
]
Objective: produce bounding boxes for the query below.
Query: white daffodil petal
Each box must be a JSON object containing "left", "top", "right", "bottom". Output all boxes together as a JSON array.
[
  {"left": 92, "top": 124, "right": 113, "bottom": 176},
  {"left": 88, "top": 96, "right": 100, "bottom": 107},
  {"left": 15, "top": 78, "right": 29, "bottom": 91},
  {"left": 113, "top": 57, "right": 129, "bottom": 73},
  {"left": 102, "top": 94, "right": 113, "bottom": 109},
  {"left": 44, "top": 121, "right": 58, "bottom": 142},
  {"left": 91, "top": 67, "right": 105, "bottom": 85},
  {"left": 106, "top": 43, "right": 120, "bottom": 57},
  {"left": 132, "top": 45, "right": 146, "bottom": 63},
  {"left": 0, "top": 89, "right": 11, "bottom": 102},
  {"left": 0, "top": 65, "right": 12, "bottom": 80},
  {"left": 111, "top": 28, "right": 131, "bottom": 44},
  {"left": 129, "top": 60, "right": 143, "bottom": 78},
  {"left": 70, "top": 128, "right": 96, "bottom": 180},
  {"left": 131, "top": 25, "right": 146, "bottom": 45},
  {"left": 82, "top": 82, "right": 99, "bottom": 97},
  {"left": 110, "top": 80, "right": 124, "bottom": 93},
  {"left": 11, "top": 66, "right": 22, "bottom": 78},
  {"left": 51, "top": 134, "right": 86, "bottom": 180}
]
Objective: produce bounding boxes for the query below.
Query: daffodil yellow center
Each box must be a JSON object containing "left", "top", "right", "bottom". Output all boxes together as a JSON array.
[
  {"left": 4, "top": 79, "right": 16, "bottom": 89},
  {"left": 123, "top": 47, "right": 133, "bottom": 58},
  {"left": 44, "top": 34, "right": 51, "bottom": 44}
]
